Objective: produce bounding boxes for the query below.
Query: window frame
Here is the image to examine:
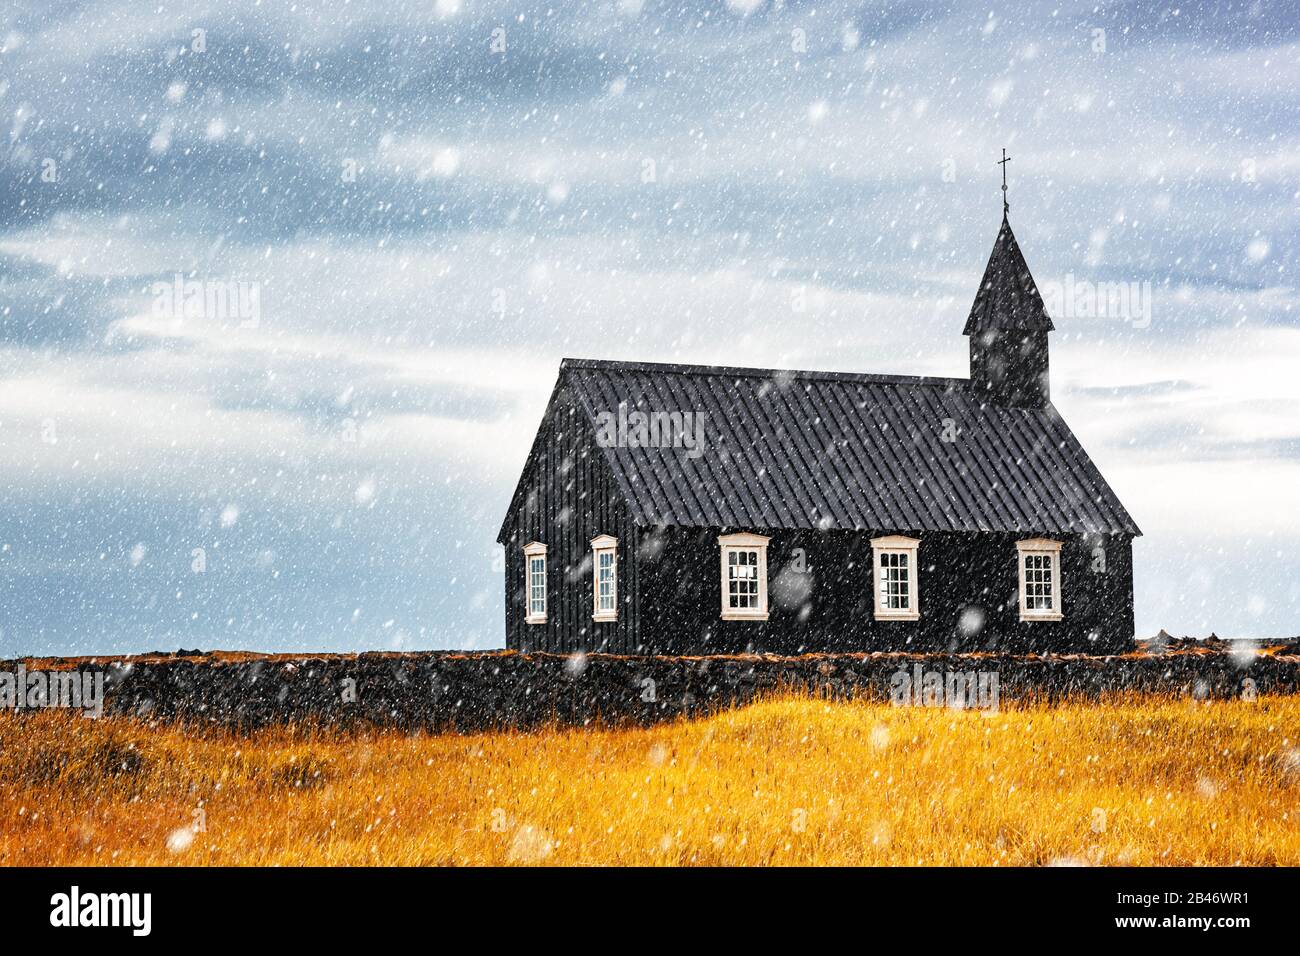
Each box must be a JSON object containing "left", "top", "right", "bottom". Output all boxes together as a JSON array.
[
  {"left": 870, "top": 535, "right": 921, "bottom": 621},
  {"left": 718, "top": 532, "right": 770, "bottom": 621},
  {"left": 591, "top": 534, "right": 618, "bottom": 623},
  {"left": 1016, "top": 537, "right": 1063, "bottom": 622},
  {"left": 523, "top": 541, "right": 548, "bottom": 625}
]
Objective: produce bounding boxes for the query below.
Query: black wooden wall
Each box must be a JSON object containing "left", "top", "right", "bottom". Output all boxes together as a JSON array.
[
  {"left": 500, "top": 389, "right": 638, "bottom": 653},
  {"left": 969, "top": 329, "right": 1051, "bottom": 408},
  {"left": 633, "top": 528, "right": 1134, "bottom": 654}
]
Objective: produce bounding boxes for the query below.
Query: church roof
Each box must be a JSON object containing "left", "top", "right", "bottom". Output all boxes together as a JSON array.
[
  {"left": 559, "top": 358, "right": 1139, "bottom": 536},
  {"left": 963, "top": 215, "right": 1055, "bottom": 334}
]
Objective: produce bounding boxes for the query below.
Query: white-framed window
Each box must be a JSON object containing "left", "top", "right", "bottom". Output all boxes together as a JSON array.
[
  {"left": 718, "top": 532, "right": 770, "bottom": 621},
  {"left": 591, "top": 534, "right": 618, "bottom": 622},
  {"left": 523, "top": 541, "right": 547, "bottom": 624},
  {"left": 1016, "top": 538, "right": 1063, "bottom": 621},
  {"left": 871, "top": 535, "right": 921, "bottom": 621}
]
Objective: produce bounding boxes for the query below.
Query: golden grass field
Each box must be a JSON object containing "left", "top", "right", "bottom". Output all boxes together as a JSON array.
[{"left": 1, "top": 694, "right": 1297, "bottom": 866}]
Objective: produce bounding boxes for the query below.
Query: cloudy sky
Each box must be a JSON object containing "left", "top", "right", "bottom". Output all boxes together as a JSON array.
[{"left": 0, "top": 0, "right": 1296, "bottom": 655}]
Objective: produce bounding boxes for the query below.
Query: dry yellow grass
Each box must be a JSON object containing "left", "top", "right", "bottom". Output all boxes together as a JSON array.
[{"left": 1, "top": 694, "right": 1297, "bottom": 866}]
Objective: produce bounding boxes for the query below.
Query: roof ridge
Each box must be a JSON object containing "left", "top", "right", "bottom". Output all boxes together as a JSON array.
[{"left": 560, "top": 357, "right": 971, "bottom": 390}]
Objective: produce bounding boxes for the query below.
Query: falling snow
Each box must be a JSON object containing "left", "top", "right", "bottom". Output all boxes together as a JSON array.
[{"left": 0, "top": 1, "right": 1295, "bottom": 657}]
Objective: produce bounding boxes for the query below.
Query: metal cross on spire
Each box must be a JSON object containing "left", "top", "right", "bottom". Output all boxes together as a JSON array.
[{"left": 998, "top": 148, "right": 1011, "bottom": 217}]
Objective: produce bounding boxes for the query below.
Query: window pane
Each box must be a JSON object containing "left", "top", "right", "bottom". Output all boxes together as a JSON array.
[
  {"left": 877, "top": 549, "right": 911, "bottom": 612},
  {"left": 528, "top": 556, "right": 545, "bottom": 615},
  {"left": 596, "top": 550, "right": 615, "bottom": 612},
  {"left": 1023, "top": 552, "right": 1055, "bottom": 611},
  {"left": 723, "top": 547, "right": 764, "bottom": 612}
]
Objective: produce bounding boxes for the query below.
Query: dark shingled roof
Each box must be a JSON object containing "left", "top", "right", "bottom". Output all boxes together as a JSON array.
[
  {"left": 963, "top": 216, "right": 1055, "bottom": 334},
  {"left": 562, "top": 358, "right": 1139, "bottom": 536}
]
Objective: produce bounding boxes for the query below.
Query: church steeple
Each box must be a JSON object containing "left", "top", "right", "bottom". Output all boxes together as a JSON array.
[{"left": 964, "top": 204, "right": 1054, "bottom": 408}]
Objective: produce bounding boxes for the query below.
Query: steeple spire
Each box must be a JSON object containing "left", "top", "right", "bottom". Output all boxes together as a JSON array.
[
  {"left": 998, "top": 148, "right": 1011, "bottom": 217},
  {"left": 963, "top": 188, "right": 1055, "bottom": 408},
  {"left": 963, "top": 216, "right": 1053, "bottom": 335}
]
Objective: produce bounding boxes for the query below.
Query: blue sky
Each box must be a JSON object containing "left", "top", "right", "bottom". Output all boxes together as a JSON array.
[{"left": 0, "top": 0, "right": 1296, "bottom": 655}]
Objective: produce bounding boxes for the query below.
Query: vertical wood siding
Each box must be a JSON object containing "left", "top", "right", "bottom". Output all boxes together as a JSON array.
[
  {"left": 501, "top": 390, "right": 638, "bottom": 652},
  {"left": 632, "top": 528, "right": 1134, "bottom": 654}
]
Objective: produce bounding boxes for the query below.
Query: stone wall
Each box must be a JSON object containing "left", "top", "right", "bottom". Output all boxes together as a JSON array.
[{"left": 5, "top": 649, "right": 1297, "bottom": 732}]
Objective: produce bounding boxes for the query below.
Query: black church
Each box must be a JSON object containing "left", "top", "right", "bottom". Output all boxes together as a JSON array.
[{"left": 497, "top": 206, "right": 1140, "bottom": 655}]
